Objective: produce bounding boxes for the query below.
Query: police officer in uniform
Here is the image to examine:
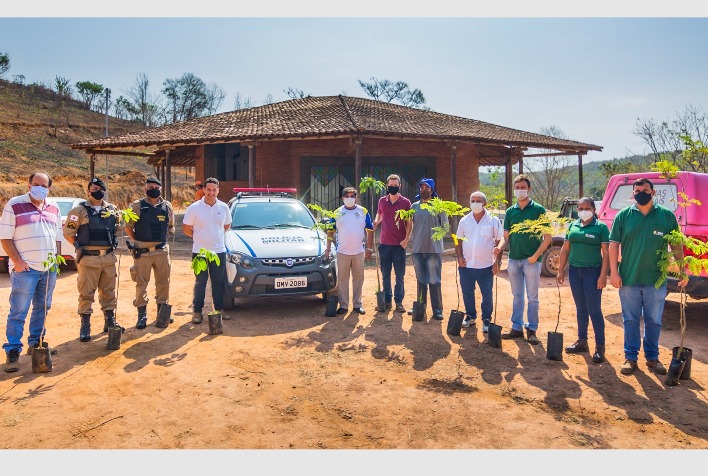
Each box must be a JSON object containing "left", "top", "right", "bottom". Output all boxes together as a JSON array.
[
  {"left": 124, "top": 177, "right": 175, "bottom": 328},
  {"left": 63, "top": 177, "right": 123, "bottom": 342}
]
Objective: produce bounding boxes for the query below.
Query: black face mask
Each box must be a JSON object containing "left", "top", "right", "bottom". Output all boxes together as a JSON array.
[
  {"left": 634, "top": 191, "right": 653, "bottom": 206},
  {"left": 146, "top": 189, "right": 161, "bottom": 199},
  {"left": 90, "top": 190, "right": 105, "bottom": 200},
  {"left": 387, "top": 186, "right": 400, "bottom": 195}
]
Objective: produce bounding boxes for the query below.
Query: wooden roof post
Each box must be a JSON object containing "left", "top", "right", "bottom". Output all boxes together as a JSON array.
[
  {"left": 578, "top": 153, "right": 584, "bottom": 198},
  {"left": 248, "top": 144, "right": 255, "bottom": 187},
  {"left": 89, "top": 152, "right": 96, "bottom": 179},
  {"left": 163, "top": 148, "right": 174, "bottom": 201},
  {"left": 505, "top": 155, "right": 513, "bottom": 209},
  {"left": 354, "top": 136, "right": 362, "bottom": 190},
  {"left": 518, "top": 155, "right": 524, "bottom": 175}
]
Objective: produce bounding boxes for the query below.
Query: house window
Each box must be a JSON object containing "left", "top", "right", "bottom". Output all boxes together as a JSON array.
[{"left": 205, "top": 143, "right": 250, "bottom": 181}]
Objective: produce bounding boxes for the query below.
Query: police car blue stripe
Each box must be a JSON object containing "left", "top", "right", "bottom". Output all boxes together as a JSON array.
[{"left": 234, "top": 232, "right": 257, "bottom": 257}]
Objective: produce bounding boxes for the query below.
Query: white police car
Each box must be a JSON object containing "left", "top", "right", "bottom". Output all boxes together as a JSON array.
[{"left": 223, "top": 188, "right": 337, "bottom": 308}]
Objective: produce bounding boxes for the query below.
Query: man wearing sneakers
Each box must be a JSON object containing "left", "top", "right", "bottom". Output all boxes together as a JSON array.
[
  {"left": 1, "top": 172, "right": 62, "bottom": 372},
  {"left": 455, "top": 191, "right": 503, "bottom": 334},
  {"left": 609, "top": 177, "right": 687, "bottom": 376},
  {"left": 493, "top": 174, "right": 551, "bottom": 345},
  {"left": 373, "top": 174, "right": 412, "bottom": 312},
  {"left": 324, "top": 187, "right": 374, "bottom": 315},
  {"left": 182, "top": 177, "right": 232, "bottom": 324}
]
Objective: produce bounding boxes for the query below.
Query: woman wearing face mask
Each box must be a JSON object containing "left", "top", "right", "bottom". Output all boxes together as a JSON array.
[{"left": 557, "top": 197, "right": 610, "bottom": 363}]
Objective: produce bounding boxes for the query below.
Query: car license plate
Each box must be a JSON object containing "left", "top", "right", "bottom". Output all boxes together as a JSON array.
[{"left": 275, "top": 277, "right": 307, "bottom": 289}]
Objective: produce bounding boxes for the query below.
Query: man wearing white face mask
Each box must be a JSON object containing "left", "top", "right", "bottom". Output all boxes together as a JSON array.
[
  {"left": 493, "top": 174, "right": 551, "bottom": 345},
  {"left": 455, "top": 191, "right": 503, "bottom": 333},
  {"left": 1, "top": 172, "right": 62, "bottom": 372},
  {"left": 325, "top": 187, "right": 374, "bottom": 315}
]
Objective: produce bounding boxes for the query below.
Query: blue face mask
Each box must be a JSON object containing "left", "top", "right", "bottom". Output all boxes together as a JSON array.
[{"left": 29, "top": 185, "right": 49, "bottom": 201}]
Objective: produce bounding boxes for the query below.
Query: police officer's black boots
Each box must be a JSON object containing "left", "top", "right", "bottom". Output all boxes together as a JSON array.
[
  {"left": 429, "top": 283, "right": 444, "bottom": 320},
  {"left": 136, "top": 306, "right": 147, "bottom": 329},
  {"left": 103, "top": 309, "right": 125, "bottom": 333},
  {"left": 79, "top": 313, "right": 92, "bottom": 342}
]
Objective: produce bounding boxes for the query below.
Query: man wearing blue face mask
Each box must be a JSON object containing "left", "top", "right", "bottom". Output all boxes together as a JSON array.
[
  {"left": 64, "top": 177, "right": 123, "bottom": 343},
  {"left": 609, "top": 177, "right": 687, "bottom": 376},
  {"left": 1, "top": 172, "right": 62, "bottom": 372},
  {"left": 124, "top": 177, "right": 175, "bottom": 329}
]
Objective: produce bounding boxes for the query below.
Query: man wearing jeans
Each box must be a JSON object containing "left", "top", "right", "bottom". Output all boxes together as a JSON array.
[
  {"left": 183, "top": 177, "right": 232, "bottom": 324},
  {"left": 1, "top": 172, "right": 62, "bottom": 372},
  {"left": 455, "top": 191, "right": 503, "bottom": 333},
  {"left": 609, "top": 177, "right": 687, "bottom": 376},
  {"left": 373, "top": 174, "right": 412, "bottom": 312},
  {"left": 494, "top": 174, "right": 551, "bottom": 345},
  {"left": 408, "top": 178, "right": 448, "bottom": 320}
]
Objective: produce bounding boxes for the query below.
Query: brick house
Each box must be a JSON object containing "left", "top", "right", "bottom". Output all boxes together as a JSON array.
[{"left": 71, "top": 95, "right": 602, "bottom": 213}]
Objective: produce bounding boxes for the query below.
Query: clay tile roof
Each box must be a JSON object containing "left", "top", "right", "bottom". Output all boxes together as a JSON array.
[{"left": 71, "top": 95, "right": 602, "bottom": 152}]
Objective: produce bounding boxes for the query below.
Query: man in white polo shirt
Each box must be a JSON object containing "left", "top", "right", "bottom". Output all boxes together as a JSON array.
[
  {"left": 325, "top": 187, "right": 374, "bottom": 315},
  {"left": 454, "top": 191, "right": 503, "bottom": 334},
  {"left": 1, "top": 172, "right": 62, "bottom": 372},
  {"left": 182, "top": 177, "right": 232, "bottom": 324}
]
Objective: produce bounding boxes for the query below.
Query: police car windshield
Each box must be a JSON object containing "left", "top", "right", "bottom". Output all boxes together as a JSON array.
[{"left": 231, "top": 201, "right": 315, "bottom": 230}]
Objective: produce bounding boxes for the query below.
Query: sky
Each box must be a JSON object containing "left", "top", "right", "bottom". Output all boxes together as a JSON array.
[{"left": 2, "top": 6, "right": 708, "bottom": 166}]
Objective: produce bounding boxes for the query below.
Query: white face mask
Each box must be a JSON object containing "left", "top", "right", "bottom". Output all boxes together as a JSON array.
[
  {"left": 469, "top": 202, "right": 484, "bottom": 214},
  {"left": 577, "top": 210, "right": 594, "bottom": 221},
  {"left": 513, "top": 189, "right": 528, "bottom": 200},
  {"left": 343, "top": 197, "right": 356, "bottom": 208}
]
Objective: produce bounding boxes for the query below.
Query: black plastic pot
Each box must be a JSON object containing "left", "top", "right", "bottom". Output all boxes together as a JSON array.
[
  {"left": 546, "top": 331, "right": 564, "bottom": 361},
  {"left": 487, "top": 323, "right": 502, "bottom": 348},
  {"left": 375, "top": 291, "right": 387, "bottom": 312},
  {"left": 325, "top": 295, "right": 339, "bottom": 317},
  {"left": 208, "top": 312, "right": 223, "bottom": 335},
  {"left": 412, "top": 301, "right": 426, "bottom": 322},
  {"left": 447, "top": 310, "right": 464, "bottom": 336},
  {"left": 156, "top": 303, "right": 172, "bottom": 328},
  {"left": 672, "top": 346, "right": 692, "bottom": 380},
  {"left": 665, "top": 357, "right": 687, "bottom": 386},
  {"left": 106, "top": 326, "right": 122, "bottom": 350},
  {"left": 31, "top": 346, "right": 53, "bottom": 373}
]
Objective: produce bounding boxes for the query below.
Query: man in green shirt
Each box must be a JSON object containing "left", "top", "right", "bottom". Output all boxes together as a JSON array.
[
  {"left": 493, "top": 174, "right": 551, "bottom": 345},
  {"left": 609, "top": 177, "right": 688, "bottom": 376}
]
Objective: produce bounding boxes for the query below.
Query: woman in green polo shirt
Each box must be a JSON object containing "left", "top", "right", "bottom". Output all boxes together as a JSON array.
[{"left": 556, "top": 197, "right": 610, "bottom": 363}]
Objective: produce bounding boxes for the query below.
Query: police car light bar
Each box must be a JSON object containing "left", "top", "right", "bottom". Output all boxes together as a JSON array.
[{"left": 233, "top": 187, "right": 297, "bottom": 198}]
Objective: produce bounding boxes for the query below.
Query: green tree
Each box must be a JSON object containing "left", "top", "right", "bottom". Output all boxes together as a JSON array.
[
  {"left": 75, "top": 80, "right": 104, "bottom": 110},
  {"left": 0, "top": 51, "right": 10, "bottom": 78},
  {"left": 357, "top": 77, "right": 427, "bottom": 109},
  {"left": 162, "top": 73, "right": 223, "bottom": 123},
  {"left": 634, "top": 104, "right": 708, "bottom": 172}
]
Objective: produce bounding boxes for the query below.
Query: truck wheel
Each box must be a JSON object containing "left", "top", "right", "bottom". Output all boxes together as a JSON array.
[{"left": 541, "top": 245, "right": 565, "bottom": 277}]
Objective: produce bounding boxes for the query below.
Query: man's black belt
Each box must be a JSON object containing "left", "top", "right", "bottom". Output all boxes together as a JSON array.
[
  {"left": 82, "top": 249, "right": 114, "bottom": 256},
  {"left": 135, "top": 244, "right": 166, "bottom": 253}
]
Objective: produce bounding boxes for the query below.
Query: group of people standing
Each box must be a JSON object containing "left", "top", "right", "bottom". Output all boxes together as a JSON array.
[
  {"left": 1, "top": 172, "right": 231, "bottom": 373},
  {"left": 3, "top": 171, "right": 687, "bottom": 378}
]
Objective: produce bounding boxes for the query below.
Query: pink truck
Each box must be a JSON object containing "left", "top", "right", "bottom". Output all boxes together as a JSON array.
[{"left": 597, "top": 171, "right": 708, "bottom": 299}]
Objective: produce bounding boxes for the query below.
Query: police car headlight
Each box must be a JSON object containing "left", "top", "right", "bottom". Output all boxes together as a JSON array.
[
  {"left": 229, "top": 252, "right": 254, "bottom": 269},
  {"left": 320, "top": 251, "right": 333, "bottom": 265}
]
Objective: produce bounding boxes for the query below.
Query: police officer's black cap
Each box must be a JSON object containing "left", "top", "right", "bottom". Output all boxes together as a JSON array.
[
  {"left": 146, "top": 177, "right": 162, "bottom": 186},
  {"left": 89, "top": 177, "right": 106, "bottom": 191}
]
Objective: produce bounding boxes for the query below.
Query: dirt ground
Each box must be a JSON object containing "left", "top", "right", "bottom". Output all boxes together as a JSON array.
[{"left": 1, "top": 241, "right": 708, "bottom": 454}]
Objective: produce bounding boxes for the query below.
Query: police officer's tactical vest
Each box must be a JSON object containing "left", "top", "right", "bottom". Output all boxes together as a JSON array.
[
  {"left": 76, "top": 204, "right": 118, "bottom": 248},
  {"left": 134, "top": 199, "right": 169, "bottom": 243}
]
